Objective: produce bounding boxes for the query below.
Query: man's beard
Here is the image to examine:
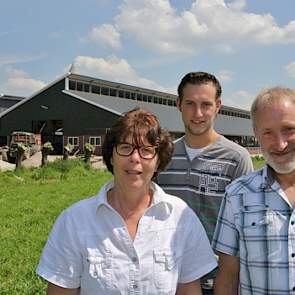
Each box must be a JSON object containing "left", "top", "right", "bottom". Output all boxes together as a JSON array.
[{"left": 262, "top": 149, "right": 295, "bottom": 174}]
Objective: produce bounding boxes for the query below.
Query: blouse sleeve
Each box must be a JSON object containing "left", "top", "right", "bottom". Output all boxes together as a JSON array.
[
  {"left": 178, "top": 208, "right": 217, "bottom": 284},
  {"left": 36, "top": 209, "right": 82, "bottom": 288}
]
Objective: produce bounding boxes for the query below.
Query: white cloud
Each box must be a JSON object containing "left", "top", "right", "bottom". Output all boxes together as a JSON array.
[
  {"left": 85, "top": 0, "right": 295, "bottom": 54},
  {"left": 286, "top": 61, "right": 295, "bottom": 78},
  {"left": 1, "top": 68, "right": 45, "bottom": 96},
  {"left": 223, "top": 90, "right": 254, "bottom": 110},
  {"left": 227, "top": 0, "right": 246, "bottom": 11},
  {"left": 0, "top": 53, "right": 46, "bottom": 67},
  {"left": 73, "top": 55, "right": 166, "bottom": 91},
  {"left": 84, "top": 24, "right": 121, "bottom": 49},
  {"left": 115, "top": 0, "right": 198, "bottom": 54},
  {"left": 214, "top": 44, "right": 235, "bottom": 54},
  {"left": 217, "top": 70, "right": 234, "bottom": 83}
]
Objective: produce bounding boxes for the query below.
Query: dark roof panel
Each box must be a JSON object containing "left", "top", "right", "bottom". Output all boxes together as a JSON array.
[
  {"left": 64, "top": 90, "right": 254, "bottom": 136},
  {"left": 64, "top": 90, "right": 184, "bottom": 133}
]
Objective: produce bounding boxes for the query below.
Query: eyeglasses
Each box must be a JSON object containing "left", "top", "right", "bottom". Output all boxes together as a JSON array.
[{"left": 115, "top": 143, "right": 158, "bottom": 159}]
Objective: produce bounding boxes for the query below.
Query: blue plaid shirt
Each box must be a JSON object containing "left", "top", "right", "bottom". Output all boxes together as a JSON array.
[{"left": 212, "top": 165, "right": 295, "bottom": 295}]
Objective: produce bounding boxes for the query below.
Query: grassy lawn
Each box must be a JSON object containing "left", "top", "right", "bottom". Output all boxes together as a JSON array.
[
  {"left": 251, "top": 155, "right": 265, "bottom": 170},
  {"left": 0, "top": 156, "right": 264, "bottom": 294},
  {"left": 0, "top": 160, "right": 112, "bottom": 295}
]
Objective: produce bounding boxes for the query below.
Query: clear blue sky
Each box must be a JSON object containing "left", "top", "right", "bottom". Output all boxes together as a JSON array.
[{"left": 1, "top": 0, "right": 295, "bottom": 110}]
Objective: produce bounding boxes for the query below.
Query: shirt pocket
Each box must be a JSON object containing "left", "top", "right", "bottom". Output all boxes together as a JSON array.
[
  {"left": 85, "top": 253, "right": 113, "bottom": 291},
  {"left": 238, "top": 205, "right": 271, "bottom": 261},
  {"left": 153, "top": 249, "right": 180, "bottom": 293}
]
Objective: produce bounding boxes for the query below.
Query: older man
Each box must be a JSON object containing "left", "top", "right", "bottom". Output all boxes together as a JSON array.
[{"left": 213, "top": 86, "right": 295, "bottom": 294}]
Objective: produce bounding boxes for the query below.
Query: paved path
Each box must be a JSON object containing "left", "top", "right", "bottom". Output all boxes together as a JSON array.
[{"left": 0, "top": 159, "right": 15, "bottom": 171}]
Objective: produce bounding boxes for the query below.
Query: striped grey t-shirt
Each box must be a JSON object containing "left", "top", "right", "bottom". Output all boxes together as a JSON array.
[{"left": 157, "top": 135, "right": 253, "bottom": 242}]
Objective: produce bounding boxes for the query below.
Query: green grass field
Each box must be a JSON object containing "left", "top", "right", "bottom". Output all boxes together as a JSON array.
[
  {"left": 251, "top": 155, "right": 265, "bottom": 170},
  {"left": 0, "top": 156, "right": 264, "bottom": 294},
  {"left": 0, "top": 160, "right": 112, "bottom": 295}
]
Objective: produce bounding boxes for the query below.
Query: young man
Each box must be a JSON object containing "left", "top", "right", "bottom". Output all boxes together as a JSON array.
[
  {"left": 213, "top": 87, "right": 295, "bottom": 294},
  {"left": 157, "top": 72, "right": 253, "bottom": 293}
]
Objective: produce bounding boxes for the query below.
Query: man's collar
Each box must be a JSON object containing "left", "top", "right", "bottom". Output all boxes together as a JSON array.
[{"left": 260, "top": 165, "right": 277, "bottom": 190}]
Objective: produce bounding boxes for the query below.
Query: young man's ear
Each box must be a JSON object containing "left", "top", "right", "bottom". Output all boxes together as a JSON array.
[
  {"left": 176, "top": 97, "right": 182, "bottom": 111},
  {"left": 215, "top": 98, "right": 222, "bottom": 114}
]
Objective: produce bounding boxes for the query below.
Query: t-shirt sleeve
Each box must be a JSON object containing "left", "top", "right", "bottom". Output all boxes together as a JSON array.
[
  {"left": 234, "top": 150, "right": 254, "bottom": 179},
  {"left": 178, "top": 210, "right": 218, "bottom": 283},
  {"left": 211, "top": 193, "right": 239, "bottom": 257},
  {"left": 36, "top": 209, "right": 82, "bottom": 288}
]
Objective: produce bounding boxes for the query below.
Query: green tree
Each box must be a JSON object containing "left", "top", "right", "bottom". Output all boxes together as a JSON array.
[
  {"left": 84, "top": 143, "right": 95, "bottom": 164},
  {"left": 41, "top": 142, "right": 54, "bottom": 166},
  {"left": 63, "top": 144, "right": 73, "bottom": 160},
  {"left": 15, "top": 143, "right": 26, "bottom": 170}
]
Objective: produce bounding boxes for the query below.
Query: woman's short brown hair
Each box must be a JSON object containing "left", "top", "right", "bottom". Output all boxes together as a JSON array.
[{"left": 102, "top": 108, "right": 173, "bottom": 178}]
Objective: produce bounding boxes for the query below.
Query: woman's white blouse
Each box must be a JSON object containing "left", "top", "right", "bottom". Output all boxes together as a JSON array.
[{"left": 36, "top": 180, "right": 217, "bottom": 294}]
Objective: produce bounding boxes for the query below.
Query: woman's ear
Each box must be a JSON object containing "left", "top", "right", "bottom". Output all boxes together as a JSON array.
[
  {"left": 110, "top": 157, "right": 113, "bottom": 165},
  {"left": 156, "top": 158, "right": 160, "bottom": 172}
]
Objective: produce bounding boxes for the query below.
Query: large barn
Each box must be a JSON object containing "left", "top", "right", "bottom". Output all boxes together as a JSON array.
[
  {"left": 0, "top": 94, "right": 25, "bottom": 146},
  {"left": 0, "top": 71, "right": 255, "bottom": 155},
  {"left": 0, "top": 94, "right": 24, "bottom": 114}
]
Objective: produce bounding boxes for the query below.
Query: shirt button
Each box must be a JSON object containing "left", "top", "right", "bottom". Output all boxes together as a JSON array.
[
  {"left": 133, "top": 284, "right": 138, "bottom": 289},
  {"left": 293, "top": 286, "right": 295, "bottom": 291},
  {"left": 292, "top": 253, "right": 295, "bottom": 258},
  {"left": 132, "top": 257, "right": 137, "bottom": 263},
  {"left": 291, "top": 221, "right": 295, "bottom": 225}
]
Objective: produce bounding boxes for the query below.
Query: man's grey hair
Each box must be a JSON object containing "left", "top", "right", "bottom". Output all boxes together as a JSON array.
[{"left": 251, "top": 86, "right": 295, "bottom": 128}]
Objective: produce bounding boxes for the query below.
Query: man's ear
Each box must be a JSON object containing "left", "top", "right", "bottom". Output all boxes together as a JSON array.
[
  {"left": 215, "top": 98, "right": 222, "bottom": 114},
  {"left": 253, "top": 125, "right": 258, "bottom": 139},
  {"left": 176, "top": 97, "right": 182, "bottom": 111}
]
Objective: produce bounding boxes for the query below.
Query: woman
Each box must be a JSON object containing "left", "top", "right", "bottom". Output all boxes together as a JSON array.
[{"left": 36, "top": 108, "right": 217, "bottom": 295}]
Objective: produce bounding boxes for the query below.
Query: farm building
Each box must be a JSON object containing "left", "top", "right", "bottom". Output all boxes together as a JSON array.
[
  {"left": 0, "top": 94, "right": 24, "bottom": 114},
  {"left": 0, "top": 94, "right": 25, "bottom": 146},
  {"left": 0, "top": 71, "right": 255, "bottom": 155}
]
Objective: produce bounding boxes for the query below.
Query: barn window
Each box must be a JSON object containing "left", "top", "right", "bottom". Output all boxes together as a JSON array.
[
  {"left": 69, "top": 80, "right": 76, "bottom": 90},
  {"left": 89, "top": 137, "right": 101, "bottom": 146},
  {"left": 68, "top": 137, "right": 79, "bottom": 146},
  {"left": 101, "top": 87, "right": 109, "bottom": 95},
  {"left": 77, "top": 82, "right": 83, "bottom": 91},
  {"left": 84, "top": 84, "right": 90, "bottom": 92},
  {"left": 92, "top": 85, "right": 100, "bottom": 94},
  {"left": 110, "top": 88, "right": 117, "bottom": 97}
]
